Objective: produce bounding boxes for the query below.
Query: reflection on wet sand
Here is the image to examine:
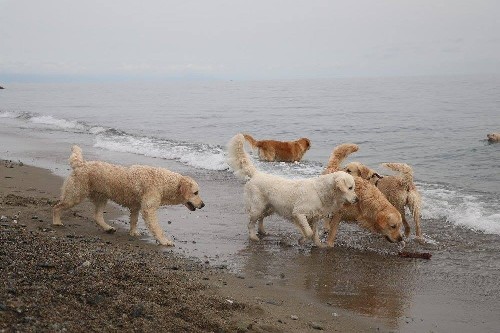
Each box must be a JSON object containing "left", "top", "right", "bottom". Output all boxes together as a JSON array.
[{"left": 237, "top": 234, "right": 419, "bottom": 330}]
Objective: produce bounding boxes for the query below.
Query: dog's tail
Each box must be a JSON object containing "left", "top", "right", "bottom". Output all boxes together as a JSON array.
[
  {"left": 381, "top": 163, "right": 413, "bottom": 187},
  {"left": 243, "top": 133, "right": 259, "bottom": 149},
  {"left": 69, "top": 145, "right": 85, "bottom": 169},
  {"left": 227, "top": 133, "right": 257, "bottom": 180},
  {"left": 323, "top": 143, "right": 359, "bottom": 174}
]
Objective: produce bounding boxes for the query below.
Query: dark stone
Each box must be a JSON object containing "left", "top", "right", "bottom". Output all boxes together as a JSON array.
[{"left": 131, "top": 304, "right": 145, "bottom": 318}]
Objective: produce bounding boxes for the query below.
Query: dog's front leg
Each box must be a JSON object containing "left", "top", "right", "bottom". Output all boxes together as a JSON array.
[
  {"left": 294, "top": 214, "right": 313, "bottom": 245},
  {"left": 141, "top": 207, "right": 173, "bottom": 246},
  {"left": 92, "top": 198, "right": 116, "bottom": 233},
  {"left": 326, "top": 214, "right": 342, "bottom": 247},
  {"left": 248, "top": 216, "right": 261, "bottom": 241},
  {"left": 311, "top": 220, "right": 326, "bottom": 248},
  {"left": 128, "top": 208, "right": 140, "bottom": 237}
]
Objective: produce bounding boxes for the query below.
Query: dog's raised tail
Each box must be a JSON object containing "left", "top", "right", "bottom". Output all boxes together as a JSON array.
[
  {"left": 323, "top": 143, "right": 359, "bottom": 174},
  {"left": 69, "top": 145, "right": 85, "bottom": 169},
  {"left": 381, "top": 163, "right": 414, "bottom": 187},
  {"left": 227, "top": 133, "right": 257, "bottom": 180},
  {"left": 243, "top": 133, "right": 259, "bottom": 149}
]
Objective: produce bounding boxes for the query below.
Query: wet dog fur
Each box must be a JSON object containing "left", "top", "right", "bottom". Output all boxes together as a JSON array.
[
  {"left": 322, "top": 143, "right": 404, "bottom": 247},
  {"left": 53, "top": 146, "right": 205, "bottom": 246},
  {"left": 341, "top": 152, "right": 423, "bottom": 240},
  {"left": 227, "top": 134, "right": 358, "bottom": 246},
  {"left": 487, "top": 133, "right": 500, "bottom": 143},
  {"left": 243, "top": 133, "right": 311, "bottom": 162}
]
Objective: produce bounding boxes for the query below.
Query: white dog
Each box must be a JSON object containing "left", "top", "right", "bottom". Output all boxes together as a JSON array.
[
  {"left": 53, "top": 146, "right": 205, "bottom": 246},
  {"left": 227, "top": 133, "right": 358, "bottom": 246}
]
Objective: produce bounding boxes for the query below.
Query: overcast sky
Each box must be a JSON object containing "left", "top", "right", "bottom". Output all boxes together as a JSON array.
[{"left": 1, "top": 0, "right": 499, "bottom": 81}]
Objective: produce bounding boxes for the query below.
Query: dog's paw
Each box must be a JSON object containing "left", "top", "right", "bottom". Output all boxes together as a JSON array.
[
  {"left": 415, "top": 236, "right": 426, "bottom": 245},
  {"left": 314, "top": 241, "right": 327, "bottom": 248},
  {"left": 249, "top": 234, "right": 260, "bottom": 241},
  {"left": 52, "top": 222, "right": 64, "bottom": 227},
  {"left": 105, "top": 227, "right": 116, "bottom": 234},
  {"left": 158, "top": 239, "right": 174, "bottom": 246},
  {"left": 298, "top": 237, "right": 308, "bottom": 245},
  {"left": 129, "top": 230, "right": 140, "bottom": 237}
]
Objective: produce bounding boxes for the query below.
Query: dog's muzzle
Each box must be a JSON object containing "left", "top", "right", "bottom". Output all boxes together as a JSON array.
[
  {"left": 385, "top": 235, "right": 404, "bottom": 243},
  {"left": 185, "top": 201, "right": 205, "bottom": 211}
]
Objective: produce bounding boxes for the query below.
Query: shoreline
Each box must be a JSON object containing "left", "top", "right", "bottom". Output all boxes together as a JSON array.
[{"left": 0, "top": 160, "right": 377, "bottom": 332}]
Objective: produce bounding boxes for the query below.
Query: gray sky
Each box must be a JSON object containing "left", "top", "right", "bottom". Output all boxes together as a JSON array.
[{"left": 1, "top": 0, "right": 499, "bottom": 81}]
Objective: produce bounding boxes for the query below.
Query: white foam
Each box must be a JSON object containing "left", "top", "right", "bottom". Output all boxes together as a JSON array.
[
  {"left": 88, "top": 126, "right": 107, "bottom": 134},
  {"left": 29, "top": 115, "right": 86, "bottom": 131},
  {"left": 420, "top": 184, "right": 500, "bottom": 235},
  {"left": 0, "top": 111, "right": 18, "bottom": 118},
  {"left": 94, "top": 134, "right": 228, "bottom": 171},
  {"left": 179, "top": 149, "right": 228, "bottom": 171}
]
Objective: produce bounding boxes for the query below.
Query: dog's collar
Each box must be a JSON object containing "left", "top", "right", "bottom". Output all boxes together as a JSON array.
[{"left": 374, "top": 175, "right": 383, "bottom": 187}]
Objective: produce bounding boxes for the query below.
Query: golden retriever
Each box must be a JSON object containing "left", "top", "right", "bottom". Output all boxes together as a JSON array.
[
  {"left": 53, "top": 146, "right": 205, "bottom": 246},
  {"left": 227, "top": 134, "right": 357, "bottom": 246},
  {"left": 322, "top": 143, "right": 404, "bottom": 247},
  {"left": 341, "top": 154, "right": 422, "bottom": 240},
  {"left": 487, "top": 133, "right": 500, "bottom": 143},
  {"left": 243, "top": 133, "right": 311, "bottom": 162}
]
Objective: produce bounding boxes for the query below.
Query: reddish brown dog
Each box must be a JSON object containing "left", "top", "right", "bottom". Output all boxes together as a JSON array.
[{"left": 243, "top": 134, "right": 311, "bottom": 162}]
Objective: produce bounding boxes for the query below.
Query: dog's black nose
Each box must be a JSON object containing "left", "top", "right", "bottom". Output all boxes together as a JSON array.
[
  {"left": 397, "top": 235, "right": 403, "bottom": 242},
  {"left": 354, "top": 196, "right": 359, "bottom": 203},
  {"left": 200, "top": 202, "right": 205, "bottom": 208}
]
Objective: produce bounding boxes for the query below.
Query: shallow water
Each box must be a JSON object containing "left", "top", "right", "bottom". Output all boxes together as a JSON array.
[{"left": 1, "top": 76, "right": 500, "bottom": 331}]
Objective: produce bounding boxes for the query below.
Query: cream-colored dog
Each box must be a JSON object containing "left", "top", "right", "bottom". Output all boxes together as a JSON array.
[
  {"left": 227, "top": 133, "right": 357, "bottom": 246},
  {"left": 487, "top": 133, "right": 500, "bottom": 143},
  {"left": 53, "top": 146, "right": 205, "bottom": 246}
]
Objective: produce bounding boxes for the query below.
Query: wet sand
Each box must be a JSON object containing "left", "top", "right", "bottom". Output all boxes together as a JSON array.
[
  {"left": 0, "top": 160, "right": 377, "bottom": 332},
  {"left": 1, "top": 151, "right": 499, "bottom": 332}
]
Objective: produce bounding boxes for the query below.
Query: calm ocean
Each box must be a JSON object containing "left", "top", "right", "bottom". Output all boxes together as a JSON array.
[
  {"left": 1, "top": 75, "right": 499, "bottom": 234},
  {"left": 2, "top": 75, "right": 500, "bottom": 331}
]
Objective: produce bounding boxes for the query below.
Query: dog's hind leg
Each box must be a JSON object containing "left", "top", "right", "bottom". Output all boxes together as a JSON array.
[
  {"left": 91, "top": 196, "right": 116, "bottom": 233},
  {"left": 257, "top": 207, "right": 273, "bottom": 236},
  {"left": 248, "top": 216, "right": 262, "bottom": 241},
  {"left": 294, "top": 214, "right": 314, "bottom": 245},
  {"left": 128, "top": 208, "right": 140, "bottom": 236},
  {"left": 400, "top": 208, "right": 411, "bottom": 238},
  {"left": 408, "top": 189, "right": 423, "bottom": 241},
  {"left": 53, "top": 176, "right": 87, "bottom": 226}
]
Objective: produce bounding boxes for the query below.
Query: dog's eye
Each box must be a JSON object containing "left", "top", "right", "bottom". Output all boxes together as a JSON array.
[
  {"left": 391, "top": 224, "right": 397, "bottom": 229},
  {"left": 346, "top": 169, "right": 351, "bottom": 173},
  {"left": 194, "top": 191, "right": 199, "bottom": 195},
  {"left": 349, "top": 186, "right": 353, "bottom": 190}
]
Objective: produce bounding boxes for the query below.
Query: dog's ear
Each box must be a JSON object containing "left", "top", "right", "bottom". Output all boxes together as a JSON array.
[
  {"left": 304, "top": 138, "right": 311, "bottom": 149},
  {"left": 375, "top": 214, "right": 387, "bottom": 232},
  {"left": 178, "top": 177, "right": 191, "bottom": 199},
  {"left": 359, "top": 165, "right": 375, "bottom": 180},
  {"left": 334, "top": 175, "right": 349, "bottom": 191}
]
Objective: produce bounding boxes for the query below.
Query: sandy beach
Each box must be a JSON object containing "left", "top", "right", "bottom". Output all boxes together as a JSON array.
[
  {"left": 0, "top": 160, "right": 382, "bottom": 332},
  {"left": 1, "top": 135, "right": 499, "bottom": 333}
]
